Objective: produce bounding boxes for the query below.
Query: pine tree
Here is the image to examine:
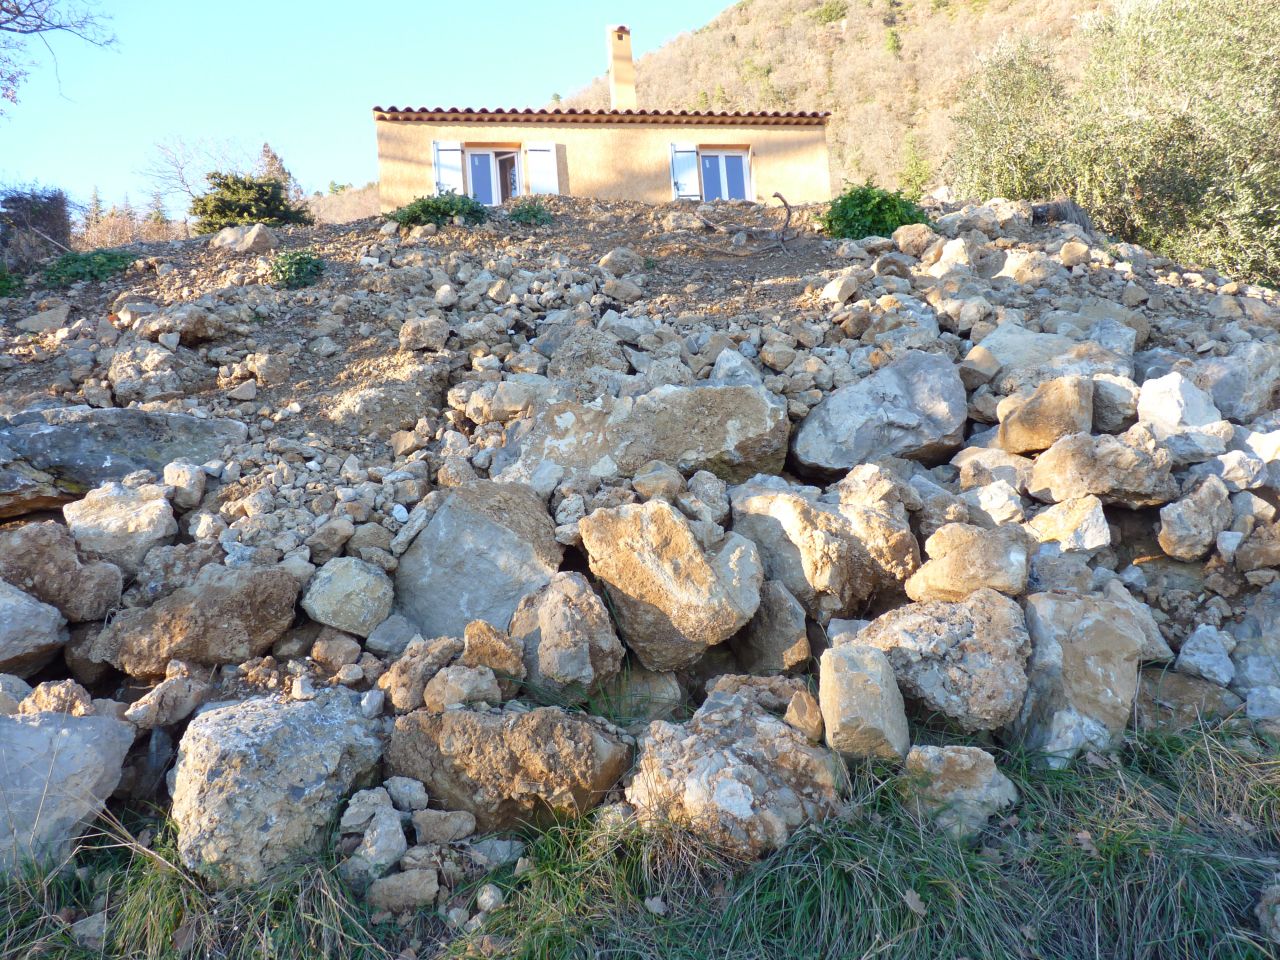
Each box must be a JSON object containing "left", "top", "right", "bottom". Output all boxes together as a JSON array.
[
  {"left": 257, "top": 143, "right": 302, "bottom": 198},
  {"left": 145, "top": 191, "right": 167, "bottom": 225},
  {"left": 85, "top": 186, "right": 104, "bottom": 227}
]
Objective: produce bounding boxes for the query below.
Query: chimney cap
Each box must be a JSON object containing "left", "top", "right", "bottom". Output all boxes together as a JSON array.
[{"left": 610, "top": 24, "right": 631, "bottom": 35}]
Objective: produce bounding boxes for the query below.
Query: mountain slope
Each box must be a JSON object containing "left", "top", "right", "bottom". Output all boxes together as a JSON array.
[{"left": 565, "top": 0, "right": 1100, "bottom": 190}]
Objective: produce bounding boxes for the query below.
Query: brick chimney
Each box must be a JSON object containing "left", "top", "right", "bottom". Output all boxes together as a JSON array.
[{"left": 607, "top": 24, "right": 637, "bottom": 111}]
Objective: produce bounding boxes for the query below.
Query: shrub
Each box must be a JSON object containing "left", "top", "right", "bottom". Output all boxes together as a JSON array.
[
  {"left": 812, "top": 0, "right": 847, "bottom": 24},
  {"left": 0, "top": 185, "right": 72, "bottom": 270},
  {"left": 0, "top": 266, "right": 19, "bottom": 297},
  {"left": 508, "top": 197, "right": 553, "bottom": 226},
  {"left": 189, "top": 172, "right": 313, "bottom": 234},
  {"left": 897, "top": 135, "right": 933, "bottom": 200},
  {"left": 386, "top": 191, "right": 488, "bottom": 228},
  {"left": 884, "top": 27, "right": 902, "bottom": 57},
  {"left": 947, "top": 0, "right": 1280, "bottom": 285},
  {"left": 42, "top": 248, "right": 135, "bottom": 288},
  {"left": 819, "top": 182, "right": 929, "bottom": 240},
  {"left": 269, "top": 249, "right": 324, "bottom": 289}
]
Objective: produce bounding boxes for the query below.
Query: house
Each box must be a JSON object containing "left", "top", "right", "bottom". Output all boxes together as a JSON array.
[{"left": 373, "top": 25, "right": 832, "bottom": 212}]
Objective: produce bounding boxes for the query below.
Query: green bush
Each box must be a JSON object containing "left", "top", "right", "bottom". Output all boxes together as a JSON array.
[
  {"left": 0, "top": 266, "right": 19, "bottom": 297},
  {"left": 946, "top": 0, "right": 1280, "bottom": 285},
  {"left": 41, "top": 248, "right": 135, "bottom": 288},
  {"left": 387, "top": 191, "right": 488, "bottom": 228},
  {"left": 269, "top": 249, "right": 324, "bottom": 289},
  {"left": 819, "top": 181, "right": 929, "bottom": 240},
  {"left": 189, "top": 172, "right": 313, "bottom": 235},
  {"left": 812, "top": 0, "right": 847, "bottom": 24},
  {"left": 897, "top": 135, "right": 933, "bottom": 200},
  {"left": 508, "top": 197, "right": 553, "bottom": 226}
]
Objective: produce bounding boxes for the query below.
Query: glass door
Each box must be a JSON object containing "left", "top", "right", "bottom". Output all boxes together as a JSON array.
[{"left": 467, "top": 151, "right": 497, "bottom": 205}]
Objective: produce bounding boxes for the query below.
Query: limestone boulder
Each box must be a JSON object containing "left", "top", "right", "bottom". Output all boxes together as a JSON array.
[
  {"left": 730, "top": 580, "right": 810, "bottom": 675},
  {"left": 791, "top": 351, "right": 967, "bottom": 474},
  {"left": 1010, "top": 591, "right": 1144, "bottom": 766},
  {"left": 996, "top": 376, "right": 1094, "bottom": 455},
  {"left": 818, "top": 645, "right": 910, "bottom": 760},
  {"left": 0, "top": 712, "right": 135, "bottom": 874},
  {"left": 302, "top": 557, "right": 393, "bottom": 637},
  {"left": 1028, "top": 433, "right": 1177, "bottom": 508},
  {"left": 903, "top": 745, "right": 1018, "bottom": 838},
  {"left": 509, "top": 572, "right": 623, "bottom": 701},
  {"left": 63, "top": 482, "right": 177, "bottom": 579},
  {"left": 905, "top": 523, "right": 1028, "bottom": 602},
  {"left": 209, "top": 222, "right": 279, "bottom": 254},
  {"left": 1192, "top": 342, "right": 1280, "bottom": 422},
  {"left": 394, "top": 481, "right": 562, "bottom": 641},
  {"left": 1174, "top": 624, "right": 1236, "bottom": 688},
  {"left": 729, "top": 474, "right": 919, "bottom": 624},
  {"left": 625, "top": 687, "right": 841, "bottom": 858},
  {"left": 89, "top": 563, "right": 299, "bottom": 677},
  {"left": 491, "top": 381, "right": 789, "bottom": 493},
  {"left": 1025, "top": 496, "right": 1110, "bottom": 554},
  {"left": 1228, "top": 584, "right": 1280, "bottom": 698},
  {"left": 856, "top": 588, "right": 1030, "bottom": 731},
  {"left": 1134, "top": 666, "right": 1243, "bottom": 732},
  {"left": 1157, "top": 475, "right": 1232, "bottom": 561},
  {"left": 0, "top": 581, "right": 69, "bottom": 677},
  {"left": 0, "top": 407, "right": 246, "bottom": 519},
  {"left": 171, "top": 692, "right": 382, "bottom": 887},
  {"left": 579, "top": 500, "right": 762, "bottom": 671},
  {"left": 0, "top": 521, "right": 121, "bottom": 622},
  {"left": 386, "top": 706, "right": 630, "bottom": 832}
]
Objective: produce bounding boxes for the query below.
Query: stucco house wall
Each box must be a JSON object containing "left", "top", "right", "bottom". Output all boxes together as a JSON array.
[{"left": 373, "top": 111, "right": 832, "bottom": 211}]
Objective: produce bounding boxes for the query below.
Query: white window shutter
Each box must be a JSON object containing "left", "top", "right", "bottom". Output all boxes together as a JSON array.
[
  {"left": 525, "top": 142, "right": 560, "bottom": 195},
  {"left": 670, "top": 143, "right": 700, "bottom": 200},
  {"left": 433, "top": 141, "right": 464, "bottom": 195}
]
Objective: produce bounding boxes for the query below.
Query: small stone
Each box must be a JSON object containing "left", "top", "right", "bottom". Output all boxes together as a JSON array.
[
  {"left": 904, "top": 745, "right": 1017, "bottom": 838},
  {"left": 818, "top": 645, "right": 909, "bottom": 760},
  {"left": 301, "top": 557, "right": 393, "bottom": 637}
]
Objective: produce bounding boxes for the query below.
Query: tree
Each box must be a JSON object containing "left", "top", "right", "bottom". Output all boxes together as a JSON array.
[
  {"left": 256, "top": 142, "right": 301, "bottom": 199},
  {"left": 1, "top": 1, "right": 115, "bottom": 112},
  {"left": 145, "top": 191, "right": 166, "bottom": 225},
  {"left": 188, "top": 172, "right": 312, "bottom": 233},
  {"left": 142, "top": 136, "right": 245, "bottom": 207},
  {"left": 84, "top": 185, "right": 102, "bottom": 227}
]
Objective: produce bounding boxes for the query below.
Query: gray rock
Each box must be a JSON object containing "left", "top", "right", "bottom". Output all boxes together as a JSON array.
[
  {"left": 0, "top": 407, "right": 246, "bottom": 518},
  {"left": 0, "top": 712, "right": 135, "bottom": 875},
  {"left": 171, "top": 692, "right": 382, "bottom": 887},
  {"left": 63, "top": 482, "right": 177, "bottom": 579},
  {"left": 1175, "top": 625, "right": 1235, "bottom": 688},
  {"left": 302, "top": 557, "right": 393, "bottom": 638},
  {"left": 730, "top": 580, "right": 810, "bottom": 675},
  {"left": 0, "top": 581, "right": 68, "bottom": 678},
  {"left": 818, "top": 645, "right": 910, "bottom": 760},
  {"left": 791, "top": 350, "right": 967, "bottom": 475},
  {"left": 510, "top": 572, "right": 624, "bottom": 701},
  {"left": 209, "top": 223, "right": 279, "bottom": 254},
  {"left": 394, "top": 481, "right": 562, "bottom": 642}
]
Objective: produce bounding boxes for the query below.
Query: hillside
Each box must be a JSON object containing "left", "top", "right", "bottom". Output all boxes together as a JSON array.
[{"left": 564, "top": 0, "right": 1100, "bottom": 189}]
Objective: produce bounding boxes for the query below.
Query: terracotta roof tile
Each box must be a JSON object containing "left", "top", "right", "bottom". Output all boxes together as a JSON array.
[{"left": 372, "top": 106, "right": 829, "bottom": 126}]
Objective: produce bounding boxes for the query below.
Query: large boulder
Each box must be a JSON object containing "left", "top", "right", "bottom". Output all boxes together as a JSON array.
[
  {"left": 1028, "top": 433, "right": 1177, "bottom": 508},
  {"left": 0, "top": 521, "right": 121, "bottom": 622},
  {"left": 170, "top": 692, "right": 382, "bottom": 887},
  {"left": 818, "top": 645, "right": 910, "bottom": 760},
  {"left": 730, "top": 580, "right": 810, "bottom": 675},
  {"left": 209, "top": 223, "right": 279, "bottom": 254},
  {"left": 791, "top": 351, "right": 967, "bottom": 474},
  {"left": 0, "top": 407, "right": 246, "bottom": 518},
  {"left": 1157, "top": 475, "right": 1232, "bottom": 561},
  {"left": 1010, "top": 591, "right": 1143, "bottom": 766},
  {"left": 904, "top": 523, "right": 1028, "bottom": 602},
  {"left": 386, "top": 706, "right": 630, "bottom": 832},
  {"left": 509, "top": 572, "right": 624, "bottom": 701},
  {"left": 89, "top": 564, "right": 299, "bottom": 677},
  {"left": 1191, "top": 342, "right": 1280, "bottom": 422},
  {"left": 729, "top": 474, "right": 919, "bottom": 624},
  {"left": 0, "top": 581, "right": 68, "bottom": 677},
  {"left": 0, "top": 712, "right": 135, "bottom": 874},
  {"left": 996, "top": 376, "right": 1093, "bottom": 455},
  {"left": 62, "top": 483, "right": 177, "bottom": 579},
  {"left": 301, "top": 557, "right": 393, "bottom": 638},
  {"left": 625, "top": 686, "right": 841, "bottom": 858},
  {"left": 394, "top": 481, "right": 562, "bottom": 641},
  {"left": 854, "top": 588, "right": 1031, "bottom": 731},
  {"left": 579, "top": 500, "right": 762, "bottom": 671},
  {"left": 491, "top": 381, "right": 790, "bottom": 493},
  {"left": 1229, "top": 583, "right": 1280, "bottom": 698}
]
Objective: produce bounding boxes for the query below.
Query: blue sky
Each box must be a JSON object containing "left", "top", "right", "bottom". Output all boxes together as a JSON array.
[{"left": 0, "top": 0, "right": 730, "bottom": 213}]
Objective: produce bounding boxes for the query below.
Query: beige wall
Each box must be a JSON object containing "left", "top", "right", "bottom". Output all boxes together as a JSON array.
[{"left": 375, "top": 119, "right": 832, "bottom": 210}]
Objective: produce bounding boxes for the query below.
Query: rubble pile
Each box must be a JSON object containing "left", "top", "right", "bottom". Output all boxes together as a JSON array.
[{"left": 2, "top": 193, "right": 1279, "bottom": 930}]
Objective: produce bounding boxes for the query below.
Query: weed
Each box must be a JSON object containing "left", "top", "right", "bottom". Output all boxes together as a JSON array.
[
  {"left": 270, "top": 249, "right": 325, "bottom": 290},
  {"left": 387, "top": 192, "right": 488, "bottom": 228},
  {"left": 41, "top": 248, "right": 135, "bottom": 288},
  {"left": 508, "top": 198, "right": 554, "bottom": 227},
  {"left": 819, "top": 181, "right": 929, "bottom": 240}
]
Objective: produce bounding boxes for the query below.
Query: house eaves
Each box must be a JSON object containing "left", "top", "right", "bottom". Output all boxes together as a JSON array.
[{"left": 372, "top": 106, "right": 830, "bottom": 127}]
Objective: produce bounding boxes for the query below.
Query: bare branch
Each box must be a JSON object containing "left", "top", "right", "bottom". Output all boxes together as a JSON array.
[{"left": 0, "top": 0, "right": 113, "bottom": 109}]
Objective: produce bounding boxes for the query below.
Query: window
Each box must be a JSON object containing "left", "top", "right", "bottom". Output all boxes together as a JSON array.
[
  {"left": 465, "top": 148, "right": 521, "bottom": 205},
  {"left": 669, "top": 144, "right": 752, "bottom": 201}
]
